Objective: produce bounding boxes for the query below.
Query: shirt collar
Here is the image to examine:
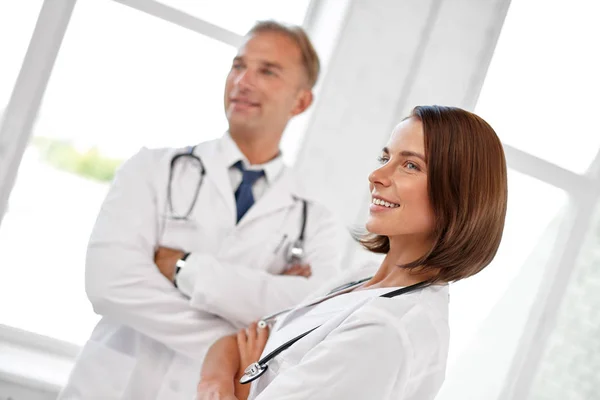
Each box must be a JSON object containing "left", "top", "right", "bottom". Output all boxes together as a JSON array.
[{"left": 219, "top": 132, "right": 285, "bottom": 182}]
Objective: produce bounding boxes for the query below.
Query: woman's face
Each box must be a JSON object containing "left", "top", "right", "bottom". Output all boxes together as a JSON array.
[{"left": 366, "top": 118, "right": 435, "bottom": 241}]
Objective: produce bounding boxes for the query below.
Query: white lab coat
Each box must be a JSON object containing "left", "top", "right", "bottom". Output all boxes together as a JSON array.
[
  {"left": 58, "top": 135, "right": 344, "bottom": 400},
  {"left": 248, "top": 268, "right": 450, "bottom": 400}
]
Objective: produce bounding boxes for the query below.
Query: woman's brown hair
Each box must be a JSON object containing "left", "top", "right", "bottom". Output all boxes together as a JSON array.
[{"left": 359, "top": 105, "right": 508, "bottom": 283}]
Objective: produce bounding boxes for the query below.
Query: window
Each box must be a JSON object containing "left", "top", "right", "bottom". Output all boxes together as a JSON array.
[
  {"left": 447, "top": 171, "right": 566, "bottom": 360},
  {"left": 438, "top": 172, "right": 567, "bottom": 400},
  {"left": 438, "top": 0, "right": 600, "bottom": 398},
  {"left": 0, "top": 0, "right": 44, "bottom": 109},
  {"left": 156, "top": 0, "right": 312, "bottom": 35},
  {"left": 528, "top": 198, "right": 600, "bottom": 399},
  {"left": 0, "top": 0, "right": 313, "bottom": 345},
  {"left": 476, "top": 0, "right": 600, "bottom": 174}
]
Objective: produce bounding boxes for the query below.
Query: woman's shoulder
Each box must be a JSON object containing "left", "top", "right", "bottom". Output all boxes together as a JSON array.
[
  {"left": 354, "top": 284, "right": 449, "bottom": 323},
  {"left": 341, "top": 285, "right": 450, "bottom": 360}
]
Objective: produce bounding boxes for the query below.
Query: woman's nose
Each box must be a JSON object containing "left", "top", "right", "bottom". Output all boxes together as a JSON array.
[{"left": 369, "top": 166, "right": 392, "bottom": 187}]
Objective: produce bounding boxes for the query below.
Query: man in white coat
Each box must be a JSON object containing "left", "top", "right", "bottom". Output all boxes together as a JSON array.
[{"left": 59, "top": 21, "right": 343, "bottom": 399}]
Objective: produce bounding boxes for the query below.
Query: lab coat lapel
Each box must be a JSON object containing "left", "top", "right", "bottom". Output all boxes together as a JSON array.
[
  {"left": 236, "top": 169, "right": 297, "bottom": 229},
  {"left": 195, "top": 142, "right": 236, "bottom": 218}
]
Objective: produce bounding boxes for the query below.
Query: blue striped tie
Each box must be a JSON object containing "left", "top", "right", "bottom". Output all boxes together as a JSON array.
[{"left": 233, "top": 161, "right": 265, "bottom": 223}]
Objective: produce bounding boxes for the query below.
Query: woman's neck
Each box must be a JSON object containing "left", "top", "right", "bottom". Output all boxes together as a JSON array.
[{"left": 362, "top": 235, "right": 438, "bottom": 289}]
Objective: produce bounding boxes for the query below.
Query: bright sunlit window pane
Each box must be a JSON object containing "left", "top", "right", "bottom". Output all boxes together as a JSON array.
[
  {"left": 438, "top": 170, "right": 568, "bottom": 400},
  {"left": 0, "top": 0, "right": 236, "bottom": 345},
  {"left": 529, "top": 198, "right": 600, "bottom": 399},
  {"left": 476, "top": 0, "right": 600, "bottom": 174},
  {"left": 157, "top": 0, "right": 312, "bottom": 35},
  {"left": 0, "top": 0, "right": 43, "bottom": 110},
  {"left": 40, "top": 0, "right": 236, "bottom": 159}
]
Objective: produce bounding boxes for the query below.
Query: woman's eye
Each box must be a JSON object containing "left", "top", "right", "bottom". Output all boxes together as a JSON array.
[
  {"left": 376, "top": 156, "right": 389, "bottom": 164},
  {"left": 405, "top": 161, "right": 420, "bottom": 171}
]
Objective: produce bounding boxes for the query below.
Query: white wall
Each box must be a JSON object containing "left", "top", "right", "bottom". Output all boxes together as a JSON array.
[{"left": 295, "top": 0, "right": 510, "bottom": 254}]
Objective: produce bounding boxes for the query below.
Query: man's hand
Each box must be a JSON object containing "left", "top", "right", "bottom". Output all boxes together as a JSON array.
[
  {"left": 281, "top": 264, "right": 312, "bottom": 278},
  {"left": 154, "top": 246, "right": 185, "bottom": 282}
]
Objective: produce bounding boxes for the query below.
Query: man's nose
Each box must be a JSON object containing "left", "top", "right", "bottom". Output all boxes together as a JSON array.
[{"left": 234, "top": 70, "right": 255, "bottom": 88}]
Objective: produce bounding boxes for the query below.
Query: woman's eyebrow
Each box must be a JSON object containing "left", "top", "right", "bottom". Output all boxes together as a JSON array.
[
  {"left": 399, "top": 150, "right": 426, "bottom": 162},
  {"left": 381, "top": 147, "right": 426, "bottom": 162}
]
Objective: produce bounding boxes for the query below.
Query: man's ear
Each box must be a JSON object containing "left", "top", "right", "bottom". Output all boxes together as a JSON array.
[{"left": 290, "top": 89, "right": 314, "bottom": 116}]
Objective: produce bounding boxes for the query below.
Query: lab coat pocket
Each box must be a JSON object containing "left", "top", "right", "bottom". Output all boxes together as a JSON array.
[{"left": 58, "top": 340, "right": 136, "bottom": 399}]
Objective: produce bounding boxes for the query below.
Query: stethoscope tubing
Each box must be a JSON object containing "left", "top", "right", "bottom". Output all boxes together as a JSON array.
[
  {"left": 241, "top": 280, "right": 430, "bottom": 384},
  {"left": 165, "top": 147, "right": 308, "bottom": 264}
]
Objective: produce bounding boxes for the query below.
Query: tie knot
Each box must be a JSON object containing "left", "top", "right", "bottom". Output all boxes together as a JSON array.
[{"left": 233, "top": 160, "right": 265, "bottom": 185}]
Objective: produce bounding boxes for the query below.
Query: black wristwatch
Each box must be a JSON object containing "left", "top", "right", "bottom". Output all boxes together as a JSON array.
[{"left": 173, "top": 252, "right": 190, "bottom": 288}]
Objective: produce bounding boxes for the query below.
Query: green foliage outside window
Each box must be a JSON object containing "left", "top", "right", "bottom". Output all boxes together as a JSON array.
[{"left": 31, "top": 137, "right": 123, "bottom": 182}]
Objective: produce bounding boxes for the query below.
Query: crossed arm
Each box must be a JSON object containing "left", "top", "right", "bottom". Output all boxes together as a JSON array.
[
  {"left": 195, "top": 322, "right": 270, "bottom": 400},
  {"left": 194, "top": 305, "right": 412, "bottom": 400},
  {"left": 154, "top": 247, "right": 312, "bottom": 285},
  {"left": 86, "top": 148, "right": 339, "bottom": 359}
]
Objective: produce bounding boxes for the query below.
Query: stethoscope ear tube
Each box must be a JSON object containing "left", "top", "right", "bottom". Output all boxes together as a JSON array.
[{"left": 167, "top": 146, "right": 205, "bottom": 221}]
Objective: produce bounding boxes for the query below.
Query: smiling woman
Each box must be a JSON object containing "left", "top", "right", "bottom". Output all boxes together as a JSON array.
[
  {"left": 361, "top": 106, "right": 508, "bottom": 283},
  {"left": 196, "top": 105, "right": 508, "bottom": 400}
]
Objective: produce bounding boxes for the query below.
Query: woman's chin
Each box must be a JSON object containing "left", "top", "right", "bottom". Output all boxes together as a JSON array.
[{"left": 365, "top": 221, "right": 387, "bottom": 236}]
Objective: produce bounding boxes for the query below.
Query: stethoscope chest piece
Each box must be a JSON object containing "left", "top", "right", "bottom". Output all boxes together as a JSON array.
[
  {"left": 240, "top": 362, "right": 268, "bottom": 384},
  {"left": 285, "top": 239, "right": 305, "bottom": 265}
]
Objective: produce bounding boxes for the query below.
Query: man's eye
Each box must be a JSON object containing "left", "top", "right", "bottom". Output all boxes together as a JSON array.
[{"left": 261, "top": 69, "right": 275, "bottom": 76}]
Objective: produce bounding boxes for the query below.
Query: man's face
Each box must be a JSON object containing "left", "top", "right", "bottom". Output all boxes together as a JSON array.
[{"left": 224, "top": 31, "right": 312, "bottom": 134}]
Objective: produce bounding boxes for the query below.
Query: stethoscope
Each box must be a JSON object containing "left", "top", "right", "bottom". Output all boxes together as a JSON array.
[
  {"left": 241, "top": 280, "right": 430, "bottom": 384},
  {"left": 167, "top": 146, "right": 205, "bottom": 221},
  {"left": 255, "top": 276, "right": 373, "bottom": 330},
  {"left": 282, "top": 198, "right": 307, "bottom": 265},
  {"left": 167, "top": 146, "right": 308, "bottom": 264}
]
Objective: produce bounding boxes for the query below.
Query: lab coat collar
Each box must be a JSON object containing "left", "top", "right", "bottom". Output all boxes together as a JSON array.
[
  {"left": 193, "top": 138, "right": 236, "bottom": 219},
  {"left": 193, "top": 135, "right": 302, "bottom": 227}
]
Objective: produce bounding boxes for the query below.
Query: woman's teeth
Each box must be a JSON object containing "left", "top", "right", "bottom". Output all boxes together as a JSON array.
[{"left": 372, "top": 198, "right": 399, "bottom": 208}]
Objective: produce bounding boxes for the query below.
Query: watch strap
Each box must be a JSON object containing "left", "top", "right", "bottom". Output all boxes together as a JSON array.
[{"left": 173, "top": 252, "right": 190, "bottom": 287}]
